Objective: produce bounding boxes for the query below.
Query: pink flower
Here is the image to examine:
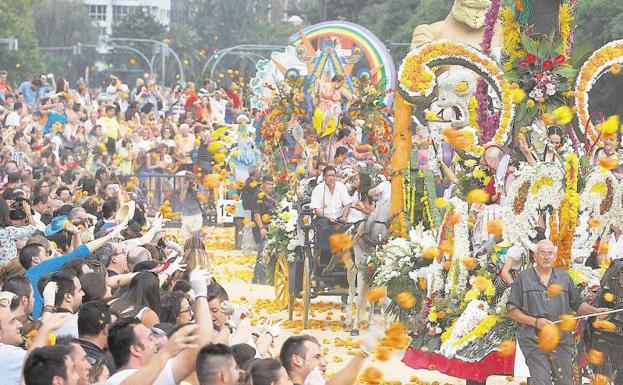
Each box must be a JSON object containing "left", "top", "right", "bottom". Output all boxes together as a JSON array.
[
  {"left": 543, "top": 60, "right": 554, "bottom": 71},
  {"left": 554, "top": 55, "right": 566, "bottom": 65}
]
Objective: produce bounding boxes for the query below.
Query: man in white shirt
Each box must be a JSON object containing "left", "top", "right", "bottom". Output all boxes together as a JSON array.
[
  {"left": 310, "top": 166, "right": 353, "bottom": 269},
  {"left": 0, "top": 298, "right": 69, "bottom": 385},
  {"left": 310, "top": 166, "right": 352, "bottom": 222},
  {"left": 5, "top": 102, "right": 23, "bottom": 127}
]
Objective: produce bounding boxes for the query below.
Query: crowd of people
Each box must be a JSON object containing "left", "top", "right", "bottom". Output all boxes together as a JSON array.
[{"left": 0, "top": 68, "right": 393, "bottom": 385}]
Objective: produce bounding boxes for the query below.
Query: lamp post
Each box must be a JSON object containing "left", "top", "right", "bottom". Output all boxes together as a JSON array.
[{"left": 109, "top": 37, "right": 185, "bottom": 86}]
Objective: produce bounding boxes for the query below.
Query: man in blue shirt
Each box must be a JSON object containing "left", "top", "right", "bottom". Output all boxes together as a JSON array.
[
  {"left": 17, "top": 76, "right": 52, "bottom": 108},
  {"left": 19, "top": 224, "right": 125, "bottom": 318}
]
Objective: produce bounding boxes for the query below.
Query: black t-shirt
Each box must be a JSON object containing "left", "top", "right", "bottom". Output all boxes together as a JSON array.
[
  {"left": 241, "top": 178, "right": 258, "bottom": 210},
  {"left": 251, "top": 190, "right": 276, "bottom": 240}
]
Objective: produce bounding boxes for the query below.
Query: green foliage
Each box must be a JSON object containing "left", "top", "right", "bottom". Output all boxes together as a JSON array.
[
  {"left": 34, "top": 0, "right": 98, "bottom": 47},
  {"left": 357, "top": 0, "right": 453, "bottom": 62},
  {"left": 0, "top": 0, "right": 43, "bottom": 80},
  {"left": 112, "top": 6, "right": 166, "bottom": 40}
]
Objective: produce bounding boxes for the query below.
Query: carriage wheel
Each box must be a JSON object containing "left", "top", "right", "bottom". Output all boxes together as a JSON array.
[
  {"left": 273, "top": 256, "right": 290, "bottom": 310},
  {"left": 302, "top": 250, "right": 312, "bottom": 330}
]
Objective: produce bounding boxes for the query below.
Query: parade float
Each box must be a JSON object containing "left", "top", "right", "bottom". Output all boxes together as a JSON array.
[
  {"left": 362, "top": 0, "right": 623, "bottom": 384},
  {"left": 249, "top": 22, "right": 397, "bottom": 316}
]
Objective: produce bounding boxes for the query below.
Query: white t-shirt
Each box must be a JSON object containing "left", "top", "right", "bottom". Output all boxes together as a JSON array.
[
  {"left": 54, "top": 313, "right": 79, "bottom": 338},
  {"left": 310, "top": 181, "right": 352, "bottom": 220},
  {"left": 608, "top": 233, "right": 623, "bottom": 261},
  {"left": 0, "top": 343, "right": 28, "bottom": 385},
  {"left": 372, "top": 180, "right": 391, "bottom": 206},
  {"left": 5, "top": 111, "right": 20, "bottom": 127},
  {"left": 107, "top": 360, "right": 176, "bottom": 385},
  {"left": 347, "top": 192, "right": 367, "bottom": 223}
]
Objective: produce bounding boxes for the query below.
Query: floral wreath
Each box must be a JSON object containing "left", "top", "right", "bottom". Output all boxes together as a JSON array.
[
  {"left": 397, "top": 40, "right": 516, "bottom": 145},
  {"left": 575, "top": 39, "right": 623, "bottom": 141},
  {"left": 575, "top": 170, "right": 620, "bottom": 260},
  {"left": 501, "top": 162, "right": 564, "bottom": 247}
]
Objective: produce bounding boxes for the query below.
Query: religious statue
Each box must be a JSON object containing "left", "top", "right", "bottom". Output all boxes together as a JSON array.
[
  {"left": 410, "top": 0, "right": 502, "bottom": 49},
  {"left": 312, "top": 74, "right": 353, "bottom": 138}
]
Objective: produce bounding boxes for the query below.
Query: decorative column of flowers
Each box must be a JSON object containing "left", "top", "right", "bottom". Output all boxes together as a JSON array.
[
  {"left": 475, "top": 0, "right": 502, "bottom": 143},
  {"left": 443, "top": 198, "right": 470, "bottom": 296},
  {"left": 555, "top": 153, "right": 580, "bottom": 269},
  {"left": 574, "top": 40, "right": 623, "bottom": 142}
]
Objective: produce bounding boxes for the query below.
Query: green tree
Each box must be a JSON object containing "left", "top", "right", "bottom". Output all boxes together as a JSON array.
[
  {"left": 34, "top": 0, "right": 98, "bottom": 47},
  {"left": 358, "top": 0, "right": 453, "bottom": 62},
  {"left": 0, "top": 0, "right": 44, "bottom": 82},
  {"left": 112, "top": 6, "right": 166, "bottom": 40}
]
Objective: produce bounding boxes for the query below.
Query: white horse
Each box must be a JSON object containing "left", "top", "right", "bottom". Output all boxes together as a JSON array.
[{"left": 346, "top": 199, "right": 392, "bottom": 335}]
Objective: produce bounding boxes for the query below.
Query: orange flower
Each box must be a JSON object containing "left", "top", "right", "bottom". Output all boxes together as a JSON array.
[
  {"left": 395, "top": 292, "right": 416, "bottom": 309},
  {"left": 261, "top": 214, "right": 272, "bottom": 223},
  {"left": 604, "top": 292, "right": 615, "bottom": 302},
  {"left": 497, "top": 340, "right": 516, "bottom": 357},
  {"left": 588, "top": 218, "right": 602, "bottom": 228},
  {"left": 329, "top": 233, "right": 353, "bottom": 254},
  {"left": 442, "top": 261, "right": 452, "bottom": 270},
  {"left": 460, "top": 256, "right": 477, "bottom": 270},
  {"left": 487, "top": 220, "right": 503, "bottom": 237},
  {"left": 447, "top": 213, "right": 461, "bottom": 226},
  {"left": 598, "top": 157, "right": 619, "bottom": 170},
  {"left": 367, "top": 287, "right": 387, "bottom": 303},
  {"left": 439, "top": 241, "right": 454, "bottom": 255},
  {"left": 374, "top": 346, "right": 392, "bottom": 361},
  {"left": 361, "top": 367, "right": 383, "bottom": 385},
  {"left": 537, "top": 323, "right": 560, "bottom": 352},
  {"left": 473, "top": 276, "right": 490, "bottom": 291},
  {"left": 593, "top": 319, "right": 616, "bottom": 333},
  {"left": 422, "top": 247, "right": 440, "bottom": 260},
  {"left": 467, "top": 189, "right": 490, "bottom": 204},
  {"left": 546, "top": 284, "right": 563, "bottom": 296},
  {"left": 599, "top": 241, "right": 609, "bottom": 255},
  {"left": 592, "top": 374, "right": 609, "bottom": 385},
  {"left": 587, "top": 349, "right": 605, "bottom": 366},
  {"left": 418, "top": 278, "right": 427, "bottom": 290},
  {"left": 559, "top": 314, "right": 576, "bottom": 332}
]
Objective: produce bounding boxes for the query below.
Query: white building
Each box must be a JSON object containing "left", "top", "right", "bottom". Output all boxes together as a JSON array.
[{"left": 81, "top": 0, "right": 171, "bottom": 36}]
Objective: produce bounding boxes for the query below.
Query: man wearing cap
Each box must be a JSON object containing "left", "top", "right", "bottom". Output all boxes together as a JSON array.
[{"left": 20, "top": 223, "right": 125, "bottom": 318}]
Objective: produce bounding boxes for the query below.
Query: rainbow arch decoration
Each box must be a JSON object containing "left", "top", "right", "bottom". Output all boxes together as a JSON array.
[{"left": 289, "top": 21, "right": 396, "bottom": 106}]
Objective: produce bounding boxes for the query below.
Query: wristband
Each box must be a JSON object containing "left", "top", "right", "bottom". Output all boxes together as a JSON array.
[{"left": 195, "top": 294, "right": 208, "bottom": 300}]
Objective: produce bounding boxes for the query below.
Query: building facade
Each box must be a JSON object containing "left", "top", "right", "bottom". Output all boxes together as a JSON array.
[{"left": 81, "top": 0, "right": 172, "bottom": 36}]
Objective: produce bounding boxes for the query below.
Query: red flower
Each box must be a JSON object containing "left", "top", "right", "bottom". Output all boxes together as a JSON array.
[
  {"left": 520, "top": 59, "right": 530, "bottom": 68},
  {"left": 543, "top": 60, "right": 554, "bottom": 71},
  {"left": 554, "top": 55, "right": 566, "bottom": 65},
  {"left": 527, "top": 53, "right": 537, "bottom": 64}
]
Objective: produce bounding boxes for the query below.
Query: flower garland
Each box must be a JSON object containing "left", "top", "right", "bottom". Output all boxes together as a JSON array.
[
  {"left": 574, "top": 170, "right": 620, "bottom": 260},
  {"left": 555, "top": 153, "right": 580, "bottom": 270},
  {"left": 501, "top": 7, "right": 522, "bottom": 71},
  {"left": 409, "top": 262, "right": 445, "bottom": 296},
  {"left": 439, "top": 300, "right": 492, "bottom": 358},
  {"left": 474, "top": 0, "right": 502, "bottom": 143},
  {"left": 444, "top": 198, "right": 470, "bottom": 295},
  {"left": 397, "top": 40, "right": 515, "bottom": 144},
  {"left": 501, "top": 163, "right": 564, "bottom": 247},
  {"left": 559, "top": 2, "right": 575, "bottom": 57},
  {"left": 371, "top": 225, "right": 437, "bottom": 287},
  {"left": 575, "top": 40, "right": 623, "bottom": 141},
  {"left": 261, "top": 198, "right": 300, "bottom": 283}
]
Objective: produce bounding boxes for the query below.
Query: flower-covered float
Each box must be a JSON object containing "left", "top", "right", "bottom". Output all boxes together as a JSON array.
[{"left": 366, "top": 0, "right": 623, "bottom": 384}]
